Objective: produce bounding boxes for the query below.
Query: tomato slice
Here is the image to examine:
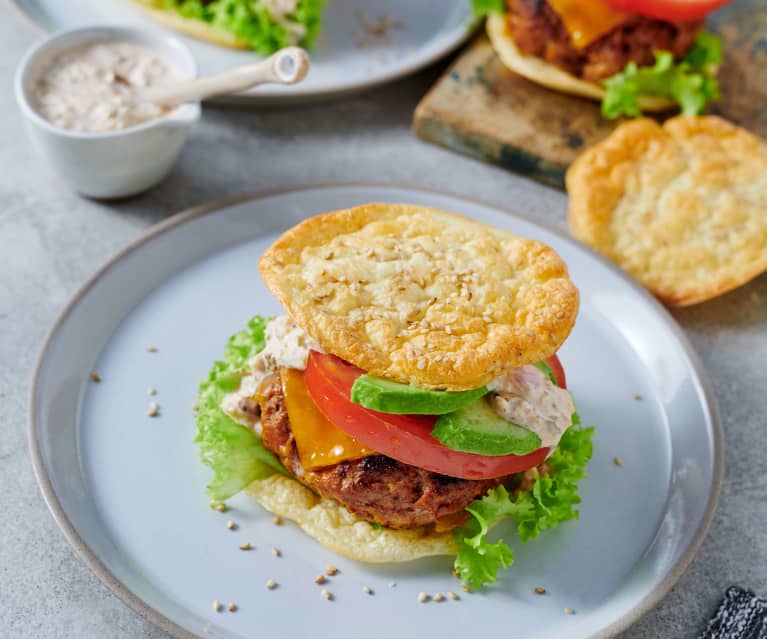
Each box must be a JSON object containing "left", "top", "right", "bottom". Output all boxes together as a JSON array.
[
  {"left": 604, "top": 0, "right": 731, "bottom": 22},
  {"left": 303, "top": 352, "right": 567, "bottom": 480}
]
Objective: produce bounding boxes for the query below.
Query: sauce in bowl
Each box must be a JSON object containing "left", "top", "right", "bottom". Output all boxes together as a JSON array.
[{"left": 32, "top": 40, "right": 181, "bottom": 133}]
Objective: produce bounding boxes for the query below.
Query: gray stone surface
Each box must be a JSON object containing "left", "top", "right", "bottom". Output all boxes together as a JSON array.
[{"left": 2, "top": 9, "right": 766, "bottom": 639}]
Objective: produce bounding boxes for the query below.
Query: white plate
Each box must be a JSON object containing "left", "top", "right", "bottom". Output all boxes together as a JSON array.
[
  {"left": 30, "top": 184, "right": 722, "bottom": 639},
  {"left": 12, "top": 0, "right": 472, "bottom": 104}
]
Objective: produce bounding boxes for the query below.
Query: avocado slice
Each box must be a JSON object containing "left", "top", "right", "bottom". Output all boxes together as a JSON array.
[
  {"left": 431, "top": 397, "right": 542, "bottom": 456},
  {"left": 350, "top": 375, "right": 487, "bottom": 415}
]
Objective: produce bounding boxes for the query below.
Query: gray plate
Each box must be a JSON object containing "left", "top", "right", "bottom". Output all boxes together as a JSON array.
[
  {"left": 12, "top": 0, "right": 472, "bottom": 104},
  {"left": 29, "top": 184, "right": 723, "bottom": 639}
]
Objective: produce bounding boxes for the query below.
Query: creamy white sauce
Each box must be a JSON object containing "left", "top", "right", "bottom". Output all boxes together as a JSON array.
[
  {"left": 220, "top": 316, "right": 321, "bottom": 428},
  {"left": 33, "top": 41, "right": 181, "bottom": 133},
  {"left": 488, "top": 365, "right": 574, "bottom": 448}
]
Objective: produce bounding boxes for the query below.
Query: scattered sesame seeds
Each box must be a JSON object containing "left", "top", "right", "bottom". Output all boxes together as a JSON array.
[
  {"left": 146, "top": 345, "right": 158, "bottom": 353},
  {"left": 534, "top": 587, "right": 546, "bottom": 595},
  {"left": 460, "top": 584, "right": 471, "bottom": 593},
  {"left": 227, "top": 603, "right": 237, "bottom": 612},
  {"left": 614, "top": 456, "right": 624, "bottom": 467},
  {"left": 273, "top": 516, "right": 283, "bottom": 526},
  {"left": 212, "top": 600, "right": 222, "bottom": 612},
  {"left": 314, "top": 574, "right": 326, "bottom": 585},
  {"left": 564, "top": 607, "right": 575, "bottom": 615},
  {"left": 417, "top": 592, "right": 429, "bottom": 603},
  {"left": 272, "top": 546, "right": 281, "bottom": 557},
  {"left": 362, "top": 585, "right": 373, "bottom": 595},
  {"left": 325, "top": 565, "right": 338, "bottom": 576},
  {"left": 148, "top": 387, "right": 157, "bottom": 396},
  {"left": 226, "top": 520, "right": 237, "bottom": 530},
  {"left": 216, "top": 503, "right": 227, "bottom": 513},
  {"left": 266, "top": 579, "right": 278, "bottom": 590},
  {"left": 631, "top": 393, "right": 642, "bottom": 400},
  {"left": 433, "top": 593, "right": 445, "bottom": 602},
  {"left": 90, "top": 372, "right": 101, "bottom": 383},
  {"left": 147, "top": 401, "right": 159, "bottom": 417},
  {"left": 321, "top": 589, "right": 333, "bottom": 601},
  {"left": 239, "top": 543, "right": 252, "bottom": 551},
  {"left": 447, "top": 591, "right": 459, "bottom": 601}
]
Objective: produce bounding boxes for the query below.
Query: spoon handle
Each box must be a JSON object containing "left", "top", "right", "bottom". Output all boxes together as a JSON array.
[{"left": 142, "top": 47, "right": 310, "bottom": 105}]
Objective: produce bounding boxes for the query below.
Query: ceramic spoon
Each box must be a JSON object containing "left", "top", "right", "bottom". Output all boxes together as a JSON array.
[{"left": 140, "top": 47, "right": 310, "bottom": 105}]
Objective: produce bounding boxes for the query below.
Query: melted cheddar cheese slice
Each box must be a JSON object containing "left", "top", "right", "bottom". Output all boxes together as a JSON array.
[
  {"left": 547, "top": 0, "right": 634, "bottom": 49},
  {"left": 280, "top": 368, "right": 373, "bottom": 470}
]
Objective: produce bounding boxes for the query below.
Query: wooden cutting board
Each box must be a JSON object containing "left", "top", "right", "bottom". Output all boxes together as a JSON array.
[{"left": 413, "top": 1, "right": 767, "bottom": 189}]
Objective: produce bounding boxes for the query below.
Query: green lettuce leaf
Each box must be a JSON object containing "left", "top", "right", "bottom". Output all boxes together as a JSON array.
[
  {"left": 453, "top": 417, "right": 594, "bottom": 589},
  {"left": 470, "top": 0, "right": 505, "bottom": 18},
  {"left": 159, "top": 0, "right": 324, "bottom": 54},
  {"left": 601, "top": 31, "right": 723, "bottom": 119},
  {"left": 194, "top": 315, "right": 287, "bottom": 501}
]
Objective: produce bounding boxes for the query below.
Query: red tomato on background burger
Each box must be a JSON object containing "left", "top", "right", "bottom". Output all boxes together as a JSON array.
[{"left": 604, "top": 0, "right": 732, "bottom": 21}]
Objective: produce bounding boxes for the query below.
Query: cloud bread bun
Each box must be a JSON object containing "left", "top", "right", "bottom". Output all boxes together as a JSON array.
[
  {"left": 127, "top": 0, "right": 250, "bottom": 50},
  {"left": 259, "top": 202, "right": 579, "bottom": 391},
  {"left": 247, "top": 475, "right": 455, "bottom": 562},
  {"left": 486, "top": 13, "right": 675, "bottom": 113},
  {"left": 567, "top": 116, "right": 767, "bottom": 306}
]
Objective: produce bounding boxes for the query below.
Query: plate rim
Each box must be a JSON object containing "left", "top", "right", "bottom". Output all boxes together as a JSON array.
[
  {"left": 28, "top": 182, "right": 724, "bottom": 639},
  {"left": 9, "top": 0, "right": 475, "bottom": 104}
]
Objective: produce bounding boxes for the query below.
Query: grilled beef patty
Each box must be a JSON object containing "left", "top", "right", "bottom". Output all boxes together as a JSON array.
[
  {"left": 506, "top": 0, "right": 704, "bottom": 82},
  {"left": 256, "top": 374, "right": 513, "bottom": 530}
]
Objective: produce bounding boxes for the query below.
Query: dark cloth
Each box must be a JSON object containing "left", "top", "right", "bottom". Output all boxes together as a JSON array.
[{"left": 700, "top": 587, "right": 767, "bottom": 639}]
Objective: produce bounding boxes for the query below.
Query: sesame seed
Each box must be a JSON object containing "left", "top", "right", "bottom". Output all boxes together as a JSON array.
[
  {"left": 209, "top": 500, "right": 216, "bottom": 510},
  {"left": 147, "top": 402, "right": 159, "bottom": 417},
  {"left": 632, "top": 393, "right": 642, "bottom": 400},
  {"left": 148, "top": 387, "right": 157, "bottom": 396},
  {"left": 417, "top": 592, "right": 429, "bottom": 603},
  {"left": 146, "top": 345, "right": 158, "bottom": 353},
  {"left": 447, "top": 591, "right": 459, "bottom": 601},
  {"left": 216, "top": 503, "right": 227, "bottom": 513},
  {"left": 321, "top": 589, "right": 333, "bottom": 601},
  {"left": 564, "top": 607, "right": 575, "bottom": 615},
  {"left": 212, "top": 599, "right": 222, "bottom": 612},
  {"left": 325, "top": 565, "right": 338, "bottom": 576},
  {"left": 90, "top": 373, "right": 101, "bottom": 383},
  {"left": 450, "top": 569, "right": 458, "bottom": 578},
  {"left": 460, "top": 584, "right": 470, "bottom": 593},
  {"left": 416, "top": 359, "right": 427, "bottom": 370},
  {"left": 273, "top": 516, "right": 283, "bottom": 525},
  {"left": 433, "top": 593, "right": 445, "bottom": 602},
  {"left": 239, "top": 543, "right": 252, "bottom": 551},
  {"left": 314, "top": 574, "right": 326, "bottom": 585},
  {"left": 534, "top": 587, "right": 546, "bottom": 595},
  {"left": 226, "top": 520, "right": 237, "bottom": 530},
  {"left": 266, "top": 579, "right": 278, "bottom": 590},
  {"left": 614, "top": 456, "right": 624, "bottom": 467},
  {"left": 192, "top": 403, "right": 199, "bottom": 412},
  {"left": 227, "top": 603, "right": 237, "bottom": 612},
  {"left": 272, "top": 546, "right": 281, "bottom": 557},
  {"left": 362, "top": 585, "right": 373, "bottom": 595}
]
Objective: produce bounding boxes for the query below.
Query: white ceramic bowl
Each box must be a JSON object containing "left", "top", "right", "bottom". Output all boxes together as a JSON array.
[{"left": 15, "top": 26, "right": 201, "bottom": 199}]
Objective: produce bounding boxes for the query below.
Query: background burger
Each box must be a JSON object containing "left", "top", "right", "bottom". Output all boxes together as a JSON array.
[
  {"left": 475, "top": 0, "right": 728, "bottom": 118},
  {"left": 195, "top": 204, "right": 593, "bottom": 588},
  {"left": 128, "top": 0, "right": 324, "bottom": 53}
]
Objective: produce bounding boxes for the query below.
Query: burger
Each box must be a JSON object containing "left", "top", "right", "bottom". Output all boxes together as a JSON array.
[
  {"left": 195, "top": 203, "right": 593, "bottom": 588},
  {"left": 475, "top": 0, "right": 727, "bottom": 119},
  {"left": 128, "top": 0, "right": 324, "bottom": 54}
]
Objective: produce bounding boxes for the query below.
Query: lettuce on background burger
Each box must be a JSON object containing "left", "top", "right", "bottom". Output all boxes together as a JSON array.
[
  {"left": 129, "top": 0, "right": 324, "bottom": 54},
  {"left": 474, "top": 0, "right": 727, "bottom": 119},
  {"left": 195, "top": 203, "right": 593, "bottom": 588}
]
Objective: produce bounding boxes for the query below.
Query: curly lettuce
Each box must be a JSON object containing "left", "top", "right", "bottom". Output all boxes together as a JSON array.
[
  {"left": 453, "top": 417, "right": 594, "bottom": 589},
  {"left": 601, "top": 31, "right": 723, "bottom": 119},
  {"left": 470, "top": 0, "right": 504, "bottom": 17},
  {"left": 195, "top": 315, "right": 287, "bottom": 501},
  {"left": 155, "top": 0, "right": 325, "bottom": 54}
]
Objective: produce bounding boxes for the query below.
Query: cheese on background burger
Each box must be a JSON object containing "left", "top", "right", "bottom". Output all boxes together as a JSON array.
[
  {"left": 195, "top": 203, "right": 594, "bottom": 588},
  {"left": 476, "top": 0, "right": 726, "bottom": 119}
]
